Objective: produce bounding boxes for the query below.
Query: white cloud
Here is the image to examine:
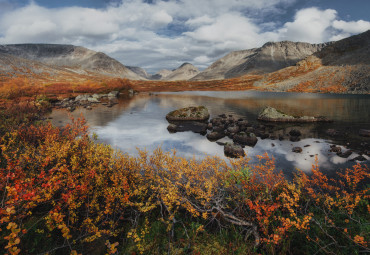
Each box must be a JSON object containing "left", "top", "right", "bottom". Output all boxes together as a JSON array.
[
  {"left": 332, "top": 20, "right": 370, "bottom": 33},
  {"left": 194, "top": 55, "right": 211, "bottom": 64},
  {"left": 185, "top": 15, "right": 214, "bottom": 28},
  {"left": 0, "top": 1, "right": 369, "bottom": 72},
  {"left": 278, "top": 8, "right": 337, "bottom": 43}
]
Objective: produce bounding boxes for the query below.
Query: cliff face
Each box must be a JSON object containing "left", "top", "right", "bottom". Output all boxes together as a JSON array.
[
  {"left": 191, "top": 41, "right": 328, "bottom": 81},
  {"left": 0, "top": 44, "right": 144, "bottom": 80}
]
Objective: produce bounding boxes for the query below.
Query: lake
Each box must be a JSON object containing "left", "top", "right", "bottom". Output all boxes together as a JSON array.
[{"left": 49, "top": 91, "right": 370, "bottom": 178}]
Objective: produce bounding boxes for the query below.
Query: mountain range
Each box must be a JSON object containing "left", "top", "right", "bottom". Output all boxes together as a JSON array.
[
  {"left": 0, "top": 44, "right": 143, "bottom": 81},
  {"left": 0, "top": 30, "right": 369, "bottom": 93}
]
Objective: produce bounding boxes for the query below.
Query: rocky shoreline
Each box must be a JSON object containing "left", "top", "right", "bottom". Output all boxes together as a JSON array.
[{"left": 51, "top": 89, "right": 135, "bottom": 111}]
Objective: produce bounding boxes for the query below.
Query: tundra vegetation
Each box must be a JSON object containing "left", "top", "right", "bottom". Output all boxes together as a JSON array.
[{"left": 0, "top": 81, "right": 369, "bottom": 255}]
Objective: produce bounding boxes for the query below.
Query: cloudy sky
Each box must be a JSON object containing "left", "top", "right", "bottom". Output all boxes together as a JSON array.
[{"left": 0, "top": 0, "right": 369, "bottom": 73}]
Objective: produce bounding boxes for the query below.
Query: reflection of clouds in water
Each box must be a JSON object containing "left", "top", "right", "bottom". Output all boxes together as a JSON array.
[
  {"left": 49, "top": 92, "right": 369, "bottom": 175},
  {"left": 94, "top": 109, "right": 359, "bottom": 173}
]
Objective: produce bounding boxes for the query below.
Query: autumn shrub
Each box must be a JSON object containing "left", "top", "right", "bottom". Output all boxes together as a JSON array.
[
  {"left": 0, "top": 78, "right": 42, "bottom": 99},
  {"left": 0, "top": 108, "right": 369, "bottom": 254}
]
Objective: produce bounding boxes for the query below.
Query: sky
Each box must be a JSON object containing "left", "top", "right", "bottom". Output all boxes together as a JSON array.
[{"left": 0, "top": 0, "right": 369, "bottom": 73}]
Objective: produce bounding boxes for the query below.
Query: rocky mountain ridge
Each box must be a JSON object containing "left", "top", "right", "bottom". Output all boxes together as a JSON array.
[
  {"left": 0, "top": 44, "right": 144, "bottom": 80},
  {"left": 0, "top": 31, "right": 369, "bottom": 93},
  {"left": 191, "top": 41, "right": 329, "bottom": 80}
]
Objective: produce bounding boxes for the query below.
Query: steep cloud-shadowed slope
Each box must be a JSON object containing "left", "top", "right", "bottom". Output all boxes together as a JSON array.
[
  {"left": 255, "top": 30, "right": 370, "bottom": 93},
  {"left": 315, "top": 30, "right": 370, "bottom": 66}
]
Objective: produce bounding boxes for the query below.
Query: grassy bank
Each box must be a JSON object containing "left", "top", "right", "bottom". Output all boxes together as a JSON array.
[{"left": 0, "top": 100, "right": 369, "bottom": 255}]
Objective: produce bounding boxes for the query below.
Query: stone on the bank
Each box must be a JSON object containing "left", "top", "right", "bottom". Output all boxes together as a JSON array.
[
  {"left": 108, "top": 91, "right": 120, "bottom": 98},
  {"left": 92, "top": 94, "right": 101, "bottom": 99},
  {"left": 292, "top": 147, "right": 302, "bottom": 153},
  {"left": 88, "top": 97, "right": 100, "bottom": 103},
  {"left": 75, "top": 94, "right": 90, "bottom": 101}
]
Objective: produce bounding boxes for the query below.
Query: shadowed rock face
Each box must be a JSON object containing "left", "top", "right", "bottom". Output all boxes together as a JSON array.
[
  {"left": 191, "top": 41, "right": 328, "bottom": 80},
  {"left": 315, "top": 30, "right": 370, "bottom": 66},
  {"left": 0, "top": 43, "right": 144, "bottom": 80}
]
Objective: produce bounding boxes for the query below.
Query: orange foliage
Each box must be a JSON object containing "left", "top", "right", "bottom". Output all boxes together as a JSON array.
[{"left": 0, "top": 113, "right": 369, "bottom": 253}]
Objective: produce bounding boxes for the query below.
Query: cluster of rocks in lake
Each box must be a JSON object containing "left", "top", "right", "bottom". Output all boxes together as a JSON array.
[
  {"left": 166, "top": 106, "right": 370, "bottom": 160},
  {"left": 52, "top": 90, "right": 134, "bottom": 111}
]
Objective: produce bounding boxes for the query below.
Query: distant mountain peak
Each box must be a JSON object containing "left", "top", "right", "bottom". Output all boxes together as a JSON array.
[{"left": 162, "top": 62, "right": 199, "bottom": 81}]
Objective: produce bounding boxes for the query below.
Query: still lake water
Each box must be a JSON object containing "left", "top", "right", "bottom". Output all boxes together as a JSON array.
[{"left": 49, "top": 91, "right": 370, "bottom": 178}]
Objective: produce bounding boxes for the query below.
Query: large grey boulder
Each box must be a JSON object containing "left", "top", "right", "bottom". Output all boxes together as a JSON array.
[
  {"left": 75, "top": 94, "right": 90, "bottom": 101},
  {"left": 258, "top": 106, "right": 331, "bottom": 122},
  {"left": 88, "top": 97, "right": 100, "bottom": 103},
  {"left": 108, "top": 91, "right": 120, "bottom": 98},
  {"left": 166, "top": 106, "right": 210, "bottom": 121}
]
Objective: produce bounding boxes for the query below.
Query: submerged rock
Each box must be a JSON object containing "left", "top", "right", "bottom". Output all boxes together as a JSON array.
[
  {"left": 171, "top": 121, "right": 208, "bottom": 135},
  {"left": 258, "top": 106, "right": 331, "bottom": 122},
  {"left": 353, "top": 155, "right": 367, "bottom": 161},
  {"left": 290, "top": 136, "right": 301, "bottom": 142},
  {"left": 292, "top": 147, "right": 303, "bottom": 153},
  {"left": 289, "top": 129, "right": 302, "bottom": 136},
  {"left": 337, "top": 150, "right": 352, "bottom": 158},
  {"left": 166, "top": 106, "right": 210, "bottom": 121},
  {"left": 330, "top": 145, "right": 341, "bottom": 153},
  {"left": 326, "top": 129, "right": 340, "bottom": 137}
]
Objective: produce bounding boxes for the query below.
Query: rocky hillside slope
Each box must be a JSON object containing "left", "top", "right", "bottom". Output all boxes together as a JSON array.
[
  {"left": 0, "top": 44, "right": 143, "bottom": 80},
  {"left": 126, "top": 66, "right": 150, "bottom": 79},
  {"left": 162, "top": 63, "right": 200, "bottom": 81},
  {"left": 151, "top": 69, "right": 173, "bottom": 80},
  {"left": 191, "top": 41, "right": 328, "bottom": 81},
  {"left": 255, "top": 30, "right": 370, "bottom": 94}
]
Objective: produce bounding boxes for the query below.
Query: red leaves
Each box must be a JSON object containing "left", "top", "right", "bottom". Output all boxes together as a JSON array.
[{"left": 0, "top": 106, "right": 369, "bottom": 253}]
